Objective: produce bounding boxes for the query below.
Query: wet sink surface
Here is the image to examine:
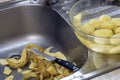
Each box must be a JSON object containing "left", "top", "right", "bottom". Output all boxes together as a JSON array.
[{"left": 0, "top": 2, "right": 87, "bottom": 80}]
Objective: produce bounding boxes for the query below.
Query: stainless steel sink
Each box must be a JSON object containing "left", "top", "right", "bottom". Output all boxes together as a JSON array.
[{"left": 0, "top": 1, "right": 87, "bottom": 80}]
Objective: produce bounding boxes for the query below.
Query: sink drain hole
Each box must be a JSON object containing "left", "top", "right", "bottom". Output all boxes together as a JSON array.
[
  {"left": 8, "top": 53, "right": 21, "bottom": 60},
  {"left": 9, "top": 55, "right": 21, "bottom": 60}
]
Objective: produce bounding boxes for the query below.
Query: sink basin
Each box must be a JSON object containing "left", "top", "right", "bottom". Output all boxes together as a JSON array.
[{"left": 0, "top": 1, "right": 87, "bottom": 80}]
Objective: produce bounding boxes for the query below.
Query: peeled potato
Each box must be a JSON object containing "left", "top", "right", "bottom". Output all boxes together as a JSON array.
[
  {"left": 75, "top": 32, "right": 93, "bottom": 47},
  {"left": 81, "top": 23, "right": 95, "bottom": 34},
  {"left": 72, "top": 13, "right": 82, "bottom": 27},
  {"left": 109, "top": 45, "right": 120, "bottom": 54},
  {"left": 114, "top": 27, "right": 120, "bottom": 34},
  {"left": 107, "top": 54, "right": 120, "bottom": 66},
  {"left": 89, "top": 44, "right": 114, "bottom": 53},
  {"left": 99, "top": 15, "right": 111, "bottom": 21},
  {"left": 92, "top": 29, "right": 113, "bottom": 37},
  {"left": 98, "top": 21, "right": 117, "bottom": 30},
  {"left": 93, "top": 53, "right": 108, "bottom": 69},
  {"left": 89, "top": 19, "right": 101, "bottom": 29},
  {"left": 73, "top": 14, "right": 120, "bottom": 54},
  {"left": 111, "top": 18, "right": 120, "bottom": 26},
  {"left": 94, "top": 37, "right": 110, "bottom": 44},
  {"left": 110, "top": 33, "right": 120, "bottom": 45}
]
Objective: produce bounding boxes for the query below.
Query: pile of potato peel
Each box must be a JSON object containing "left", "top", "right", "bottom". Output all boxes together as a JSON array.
[{"left": 0, "top": 44, "right": 72, "bottom": 80}]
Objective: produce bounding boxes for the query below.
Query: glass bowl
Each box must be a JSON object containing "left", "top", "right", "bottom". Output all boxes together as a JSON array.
[{"left": 69, "top": 0, "right": 120, "bottom": 54}]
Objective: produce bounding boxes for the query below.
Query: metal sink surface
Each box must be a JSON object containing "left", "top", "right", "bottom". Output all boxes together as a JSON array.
[{"left": 0, "top": 0, "right": 87, "bottom": 80}]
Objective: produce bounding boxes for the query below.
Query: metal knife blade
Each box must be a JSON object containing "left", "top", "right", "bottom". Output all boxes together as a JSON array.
[{"left": 30, "top": 48, "right": 55, "bottom": 61}]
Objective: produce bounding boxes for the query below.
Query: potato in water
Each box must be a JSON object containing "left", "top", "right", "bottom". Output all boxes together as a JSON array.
[{"left": 74, "top": 14, "right": 120, "bottom": 54}]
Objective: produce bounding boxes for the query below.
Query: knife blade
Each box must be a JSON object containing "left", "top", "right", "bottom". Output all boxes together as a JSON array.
[{"left": 29, "top": 48, "right": 79, "bottom": 72}]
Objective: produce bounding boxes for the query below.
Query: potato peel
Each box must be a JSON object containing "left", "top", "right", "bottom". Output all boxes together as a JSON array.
[
  {"left": 3, "top": 66, "right": 12, "bottom": 75},
  {"left": 22, "top": 70, "right": 32, "bottom": 74},
  {"left": 44, "top": 47, "right": 67, "bottom": 60},
  {"left": 1, "top": 44, "right": 72, "bottom": 80},
  {"left": 5, "top": 75, "right": 14, "bottom": 80},
  {"left": 23, "top": 72, "right": 37, "bottom": 80},
  {"left": 0, "top": 59, "right": 8, "bottom": 65},
  {"left": 17, "top": 68, "right": 23, "bottom": 73},
  {"left": 7, "top": 48, "right": 29, "bottom": 68}
]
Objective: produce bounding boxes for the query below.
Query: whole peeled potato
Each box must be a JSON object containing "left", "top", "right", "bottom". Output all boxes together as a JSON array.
[{"left": 110, "top": 33, "right": 120, "bottom": 45}]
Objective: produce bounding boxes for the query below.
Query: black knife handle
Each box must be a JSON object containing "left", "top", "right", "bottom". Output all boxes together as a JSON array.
[{"left": 55, "top": 58, "right": 79, "bottom": 72}]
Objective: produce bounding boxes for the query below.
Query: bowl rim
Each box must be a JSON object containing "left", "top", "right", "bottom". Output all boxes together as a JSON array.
[{"left": 69, "top": 0, "right": 120, "bottom": 39}]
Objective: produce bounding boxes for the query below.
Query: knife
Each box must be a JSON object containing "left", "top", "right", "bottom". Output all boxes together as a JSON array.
[{"left": 29, "top": 48, "right": 79, "bottom": 72}]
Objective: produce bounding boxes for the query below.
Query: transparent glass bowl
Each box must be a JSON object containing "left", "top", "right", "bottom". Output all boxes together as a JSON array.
[{"left": 69, "top": 0, "right": 120, "bottom": 54}]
